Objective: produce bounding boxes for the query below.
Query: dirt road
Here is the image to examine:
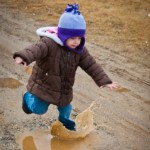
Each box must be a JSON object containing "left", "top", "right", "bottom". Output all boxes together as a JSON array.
[{"left": 0, "top": 3, "right": 150, "bottom": 150}]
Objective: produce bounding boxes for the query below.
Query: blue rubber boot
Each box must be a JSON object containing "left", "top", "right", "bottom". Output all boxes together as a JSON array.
[
  {"left": 58, "top": 104, "right": 76, "bottom": 131},
  {"left": 23, "top": 92, "right": 50, "bottom": 115}
]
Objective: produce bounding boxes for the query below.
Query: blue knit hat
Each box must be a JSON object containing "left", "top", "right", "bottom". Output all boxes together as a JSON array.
[{"left": 58, "top": 4, "right": 86, "bottom": 54}]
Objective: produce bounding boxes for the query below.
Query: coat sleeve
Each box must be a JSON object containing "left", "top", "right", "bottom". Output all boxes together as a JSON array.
[
  {"left": 13, "top": 37, "right": 49, "bottom": 65},
  {"left": 79, "top": 47, "right": 112, "bottom": 87}
]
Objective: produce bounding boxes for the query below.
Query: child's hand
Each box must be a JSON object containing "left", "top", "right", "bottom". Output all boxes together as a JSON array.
[
  {"left": 102, "top": 82, "right": 119, "bottom": 90},
  {"left": 15, "top": 57, "right": 27, "bottom": 67}
]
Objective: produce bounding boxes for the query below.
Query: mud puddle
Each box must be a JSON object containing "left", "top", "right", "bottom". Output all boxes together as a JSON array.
[
  {"left": 16, "top": 129, "right": 101, "bottom": 150},
  {"left": 0, "top": 77, "right": 23, "bottom": 88},
  {"left": 16, "top": 102, "right": 101, "bottom": 150},
  {"left": 0, "top": 66, "right": 32, "bottom": 89}
]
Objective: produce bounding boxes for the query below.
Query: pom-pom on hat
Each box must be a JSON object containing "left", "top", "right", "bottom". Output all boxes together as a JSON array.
[{"left": 58, "top": 3, "right": 86, "bottom": 54}]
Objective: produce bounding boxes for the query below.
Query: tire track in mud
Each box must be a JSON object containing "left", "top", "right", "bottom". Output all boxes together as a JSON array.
[
  {"left": 124, "top": 120, "right": 150, "bottom": 136},
  {"left": 0, "top": 6, "right": 36, "bottom": 41},
  {"left": 113, "top": 68, "right": 150, "bottom": 86},
  {"left": 92, "top": 46, "right": 150, "bottom": 86}
]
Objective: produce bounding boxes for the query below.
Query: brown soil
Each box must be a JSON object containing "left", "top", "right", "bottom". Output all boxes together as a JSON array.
[{"left": 0, "top": 1, "right": 150, "bottom": 150}]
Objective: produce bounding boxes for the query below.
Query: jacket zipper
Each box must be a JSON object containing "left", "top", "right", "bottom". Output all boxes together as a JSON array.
[{"left": 64, "top": 51, "right": 71, "bottom": 94}]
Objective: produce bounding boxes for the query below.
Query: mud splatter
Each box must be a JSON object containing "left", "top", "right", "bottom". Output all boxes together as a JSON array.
[{"left": 25, "top": 66, "right": 32, "bottom": 75}]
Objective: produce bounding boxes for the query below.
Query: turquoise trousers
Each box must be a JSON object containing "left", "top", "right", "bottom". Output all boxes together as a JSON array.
[{"left": 23, "top": 92, "right": 75, "bottom": 130}]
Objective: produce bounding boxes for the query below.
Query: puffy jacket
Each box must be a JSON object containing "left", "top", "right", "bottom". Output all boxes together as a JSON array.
[{"left": 13, "top": 36, "right": 112, "bottom": 107}]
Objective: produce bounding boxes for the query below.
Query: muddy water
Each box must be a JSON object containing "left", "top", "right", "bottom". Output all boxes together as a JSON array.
[
  {"left": 17, "top": 102, "right": 100, "bottom": 150},
  {"left": 17, "top": 129, "right": 100, "bottom": 150},
  {"left": 116, "top": 87, "right": 130, "bottom": 93},
  {"left": 0, "top": 66, "right": 32, "bottom": 88},
  {"left": 22, "top": 136, "right": 37, "bottom": 150},
  {"left": 25, "top": 66, "right": 32, "bottom": 75},
  {"left": 51, "top": 101, "right": 95, "bottom": 140},
  {"left": 0, "top": 78, "right": 23, "bottom": 88}
]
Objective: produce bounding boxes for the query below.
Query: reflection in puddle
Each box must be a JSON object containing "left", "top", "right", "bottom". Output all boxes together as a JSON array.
[
  {"left": 0, "top": 78, "right": 23, "bottom": 88},
  {"left": 51, "top": 136, "right": 95, "bottom": 150},
  {"left": 23, "top": 136, "right": 37, "bottom": 150},
  {"left": 116, "top": 87, "right": 130, "bottom": 93},
  {"left": 25, "top": 66, "right": 32, "bottom": 75},
  {"left": 17, "top": 129, "right": 101, "bottom": 150}
]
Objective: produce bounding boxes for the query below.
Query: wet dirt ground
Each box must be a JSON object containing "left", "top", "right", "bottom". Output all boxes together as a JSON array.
[{"left": 0, "top": 2, "right": 150, "bottom": 150}]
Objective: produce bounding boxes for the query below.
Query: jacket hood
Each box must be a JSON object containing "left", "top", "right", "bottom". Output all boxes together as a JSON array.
[{"left": 36, "top": 27, "right": 63, "bottom": 46}]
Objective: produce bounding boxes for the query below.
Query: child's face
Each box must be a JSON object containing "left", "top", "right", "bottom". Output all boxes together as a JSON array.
[{"left": 66, "top": 37, "right": 81, "bottom": 49}]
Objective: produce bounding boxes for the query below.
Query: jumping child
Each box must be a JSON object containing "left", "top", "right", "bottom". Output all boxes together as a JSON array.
[{"left": 13, "top": 3, "right": 119, "bottom": 131}]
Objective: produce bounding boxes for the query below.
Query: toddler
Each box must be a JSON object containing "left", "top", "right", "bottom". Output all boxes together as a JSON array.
[{"left": 14, "top": 4, "right": 119, "bottom": 131}]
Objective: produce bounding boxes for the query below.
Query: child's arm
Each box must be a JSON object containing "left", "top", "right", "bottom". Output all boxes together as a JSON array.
[
  {"left": 101, "top": 82, "right": 119, "bottom": 90},
  {"left": 79, "top": 47, "right": 118, "bottom": 88},
  {"left": 13, "top": 37, "right": 49, "bottom": 66},
  {"left": 15, "top": 56, "right": 27, "bottom": 67}
]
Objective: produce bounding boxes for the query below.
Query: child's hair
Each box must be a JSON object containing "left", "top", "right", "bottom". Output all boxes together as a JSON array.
[{"left": 58, "top": 3, "right": 86, "bottom": 53}]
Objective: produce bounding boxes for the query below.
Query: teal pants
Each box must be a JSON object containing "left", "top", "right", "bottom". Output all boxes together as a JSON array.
[{"left": 23, "top": 92, "right": 75, "bottom": 130}]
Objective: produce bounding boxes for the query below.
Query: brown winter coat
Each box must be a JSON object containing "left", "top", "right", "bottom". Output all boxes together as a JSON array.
[{"left": 13, "top": 37, "right": 112, "bottom": 106}]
